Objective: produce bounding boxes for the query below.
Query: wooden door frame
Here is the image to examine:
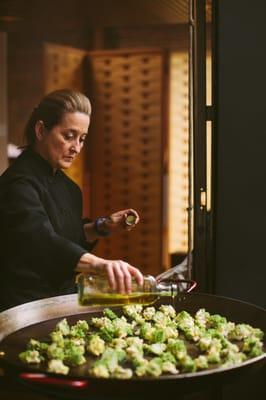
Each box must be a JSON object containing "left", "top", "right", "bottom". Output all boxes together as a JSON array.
[{"left": 189, "top": 0, "right": 217, "bottom": 292}]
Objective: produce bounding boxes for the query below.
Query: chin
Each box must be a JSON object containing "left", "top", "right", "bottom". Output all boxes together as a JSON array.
[{"left": 59, "top": 161, "right": 72, "bottom": 170}]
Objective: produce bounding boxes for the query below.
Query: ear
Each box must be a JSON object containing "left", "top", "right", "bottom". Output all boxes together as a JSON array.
[{"left": 35, "top": 120, "right": 45, "bottom": 141}]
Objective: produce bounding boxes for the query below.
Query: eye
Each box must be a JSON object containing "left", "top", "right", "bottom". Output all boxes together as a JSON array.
[
  {"left": 63, "top": 132, "right": 74, "bottom": 141},
  {"left": 80, "top": 135, "right": 87, "bottom": 144}
]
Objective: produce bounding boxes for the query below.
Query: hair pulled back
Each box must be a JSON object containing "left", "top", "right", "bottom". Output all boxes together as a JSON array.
[{"left": 24, "top": 89, "right": 91, "bottom": 146}]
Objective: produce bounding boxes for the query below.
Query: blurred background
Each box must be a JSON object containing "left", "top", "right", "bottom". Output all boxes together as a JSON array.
[{"left": 0, "top": 0, "right": 266, "bottom": 311}]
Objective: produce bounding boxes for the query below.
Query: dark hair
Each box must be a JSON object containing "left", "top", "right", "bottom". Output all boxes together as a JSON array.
[{"left": 24, "top": 89, "right": 91, "bottom": 146}]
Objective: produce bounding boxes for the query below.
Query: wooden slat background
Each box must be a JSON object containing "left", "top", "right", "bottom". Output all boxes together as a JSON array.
[
  {"left": 86, "top": 49, "right": 167, "bottom": 276},
  {"left": 44, "top": 43, "right": 88, "bottom": 195}
]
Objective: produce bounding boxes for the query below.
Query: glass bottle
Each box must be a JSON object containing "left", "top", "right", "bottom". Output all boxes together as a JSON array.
[{"left": 76, "top": 273, "right": 193, "bottom": 307}]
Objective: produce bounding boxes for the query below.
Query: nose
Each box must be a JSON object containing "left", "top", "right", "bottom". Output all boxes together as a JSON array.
[{"left": 70, "top": 139, "right": 82, "bottom": 154}]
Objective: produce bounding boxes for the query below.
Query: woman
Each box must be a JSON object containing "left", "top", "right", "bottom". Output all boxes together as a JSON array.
[{"left": 0, "top": 89, "right": 143, "bottom": 311}]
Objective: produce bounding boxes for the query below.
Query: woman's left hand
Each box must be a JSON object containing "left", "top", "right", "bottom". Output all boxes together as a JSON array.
[{"left": 107, "top": 209, "right": 140, "bottom": 232}]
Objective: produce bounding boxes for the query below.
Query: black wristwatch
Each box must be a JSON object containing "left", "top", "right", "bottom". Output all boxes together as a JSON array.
[{"left": 94, "top": 217, "right": 111, "bottom": 237}]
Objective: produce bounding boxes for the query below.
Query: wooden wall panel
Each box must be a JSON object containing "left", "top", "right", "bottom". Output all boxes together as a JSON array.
[
  {"left": 44, "top": 43, "right": 87, "bottom": 191},
  {"left": 86, "top": 49, "right": 166, "bottom": 276},
  {"left": 168, "top": 52, "right": 189, "bottom": 254}
]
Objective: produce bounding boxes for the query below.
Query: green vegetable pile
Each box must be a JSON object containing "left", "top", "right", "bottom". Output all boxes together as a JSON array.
[{"left": 19, "top": 305, "right": 265, "bottom": 379}]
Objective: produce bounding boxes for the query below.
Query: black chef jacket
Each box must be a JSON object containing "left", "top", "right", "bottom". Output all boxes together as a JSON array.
[{"left": 0, "top": 147, "right": 95, "bottom": 311}]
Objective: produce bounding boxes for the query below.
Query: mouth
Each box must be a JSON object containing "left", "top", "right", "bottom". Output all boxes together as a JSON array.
[{"left": 64, "top": 156, "right": 74, "bottom": 162}]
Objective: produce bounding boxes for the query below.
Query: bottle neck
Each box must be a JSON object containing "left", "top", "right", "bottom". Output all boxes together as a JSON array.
[{"left": 156, "top": 281, "right": 178, "bottom": 297}]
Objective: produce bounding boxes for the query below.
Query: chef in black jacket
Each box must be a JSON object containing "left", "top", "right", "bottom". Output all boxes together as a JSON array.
[{"left": 0, "top": 89, "right": 143, "bottom": 311}]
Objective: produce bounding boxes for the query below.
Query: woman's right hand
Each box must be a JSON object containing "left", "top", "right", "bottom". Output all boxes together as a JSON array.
[{"left": 76, "top": 253, "right": 143, "bottom": 294}]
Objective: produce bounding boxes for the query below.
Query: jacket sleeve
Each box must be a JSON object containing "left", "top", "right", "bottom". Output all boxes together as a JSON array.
[{"left": 1, "top": 178, "right": 88, "bottom": 277}]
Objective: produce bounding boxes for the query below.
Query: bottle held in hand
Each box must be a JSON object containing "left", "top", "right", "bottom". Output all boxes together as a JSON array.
[{"left": 77, "top": 274, "right": 180, "bottom": 307}]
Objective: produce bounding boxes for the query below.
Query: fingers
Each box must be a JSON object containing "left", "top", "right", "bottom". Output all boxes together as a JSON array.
[
  {"left": 106, "top": 263, "right": 116, "bottom": 291},
  {"left": 128, "top": 265, "right": 144, "bottom": 286},
  {"left": 105, "top": 261, "right": 142, "bottom": 294}
]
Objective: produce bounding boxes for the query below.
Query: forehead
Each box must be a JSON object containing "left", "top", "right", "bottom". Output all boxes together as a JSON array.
[{"left": 59, "top": 112, "right": 90, "bottom": 132}]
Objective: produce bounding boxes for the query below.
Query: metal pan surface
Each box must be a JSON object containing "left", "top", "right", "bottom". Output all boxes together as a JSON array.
[{"left": 0, "top": 293, "right": 265, "bottom": 395}]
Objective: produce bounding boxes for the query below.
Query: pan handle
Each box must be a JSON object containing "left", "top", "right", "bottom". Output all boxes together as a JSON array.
[{"left": 20, "top": 372, "right": 88, "bottom": 389}]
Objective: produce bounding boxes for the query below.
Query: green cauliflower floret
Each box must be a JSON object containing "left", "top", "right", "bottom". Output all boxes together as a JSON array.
[
  {"left": 167, "top": 338, "right": 187, "bottom": 360},
  {"left": 50, "top": 331, "right": 65, "bottom": 347},
  {"left": 151, "top": 328, "right": 167, "bottom": 343},
  {"left": 194, "top": 355, "right": 208, "bottom": 370},
  {"left": 87, "top": 334, "right": 105, "bottom": 356},
  {"left": 56, "top": 318, "right": 70, "bottom": 336},
  {"left": 91, "top": 316, "right": 113, "bottom": 330},
  {"left": 242, "top": 336, "right": 264, "bottom": 357},
  {"left": 220, "top": 339, "right": 239, "bottom": 357},
  {"left": 90, "top": 364, "right": 110, "bottom": 378},
  {"left": 139, "top": 322, "right": 155, "bottom": 342},
  {"left": 27, "top": 339, "right": 49, "bottom": 354},
  {"left": 159, "top": 305, "right": 176, "bottom": 319},
  {"left": 176, "top": 311, "right": 194, "bottom": 331},
  {"left": 110, "top": 338, "right": 127, "bottom": 349},
  {"left": 152, "top": 311, "right": 169, "bottom": 327},
  {"left": 144, "top": 343, "right": 166, "bottom": 355},
  {"left": 162, "top": 361, "right": 179, "bottom": 374},
  {"left": 198, "top": 334, "right": 213, "bottom": 351},
  {"left": 195, "top": 308, "right": 210, "bottom": 328},
  {"left": 252, "top": 328, "right": 264, "bottom": 340},
  {"left": 69, "top": 320, "right": 89, "bottom": 338},
  {"left": 159, "top": 351, "right": 176, "bottom": 364},
  {"left": 103, "top": 308, "right": 118, "bottom": 320},
  {"left": 19, "top": 350, "right": 42, "bottom": 364},
  {"left": 112, "top": 365, "right": 133, "bottom": 379},
  {"left": 47, "top": 343, "right": 65, "bottom": 360},
  {"left": 48, "top": 359, "right": 69, "bottom": 375},
  {"left": 112, "top": 316, "right": 133, "bottom": 338},
  {"left": 99, "top": 326, "right": 116, "bottom": 342},
  {"left": 164, "top": 326, "right": 179, "bottom": 340},
  {"left": 64, "top": 342, "right": 86, "bottom": 366},
  {"left": 179, "top": 355, "right": 196, "bottom": 372},
  {"left": 135, "top": 358, "right": 149, "bottom": 376},
  {"left": 126, "top": 337, "right": 143, "bottom": 347},
  {"left": 143, "top": 307, "right": 156, "bottom": 320},
  {"left": 93, "top": 348, "right": 119, "bottom": 374},
  {"left": 146, "top": 357, "right": 163, "bottom": 377},
  {"left": 207, "top": 342, "right": 221, "bottom": 364},
  {"left": 216, "top": 322, "right": 235, "bottom": 337},
  {"left": 125, "top": 337, "right": 144, "bottom": 359},
  {"left": 123, "top": 305, "right": 143, "bottom": 320},
  {"left": 207, "top": 314, "right": 227, "bottom": 329},
  {"left": 228, "top": 324, "right": 253, "bottom": 341},
  {"left": 223, "top": 351, "right": 247, "bottom": 367},
  {"left": 183, "top": 324, "right": 203, "bottom": 342}
]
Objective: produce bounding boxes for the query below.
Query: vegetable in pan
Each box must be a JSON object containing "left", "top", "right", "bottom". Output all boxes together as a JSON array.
[{"left": 18, "top": 305, "right": 265, "bottom": 378}]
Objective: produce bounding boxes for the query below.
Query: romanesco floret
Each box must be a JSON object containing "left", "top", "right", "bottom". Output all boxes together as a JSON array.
[
  {"left": 87, "top": 334, "right": 105, "bottom": 356},
  {"left": 123, "top": 305, "right": 143, "bottom": 319},
  {"left": 194, "top": 355, "right": 208, "bottom": 370},
  {"left": 70, "top": 320, "right": 89, "bottom": 338},
  {"left": 195, "top": 308, "right": 210, "bottom": 328},
  {"left": 19, "top": 350, "right": 42, "bottom": 364},
  {"left": 159, "top": 305, "right": 176, "bottom": 318},
  {"left": 144, "top": 343, "right": 166, "bottom": 355},
  {"left": 112, "top": 365, "right": 133, "bottom": 379},
  {"left": 228, "top": 324, "right": 253, "bottom": 341},
  {"left": 143, "top": 307, "right": 156, "bottom": 320},
  {"left": 103, "top": 308, "right": 118, "bottom": 320},
  {"left": 179, "top": 355, "right": 196, "bottom": 372},
  {"left": 47, "top": 343, "right": 65, "bottom": 360},
  {"left": 48, "top": 359, "right": 69, "bottom": 375},
  {"left": 50, "top": 331, "right": 65, "bottom": 347},
  {"left": 56, "top": 318, "right": 70, "bottom": 336}
]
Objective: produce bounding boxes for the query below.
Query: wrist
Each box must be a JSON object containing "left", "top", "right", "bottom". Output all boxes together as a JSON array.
[{"left": 94, "top": 217, "right": 111, "bottom": 237}]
